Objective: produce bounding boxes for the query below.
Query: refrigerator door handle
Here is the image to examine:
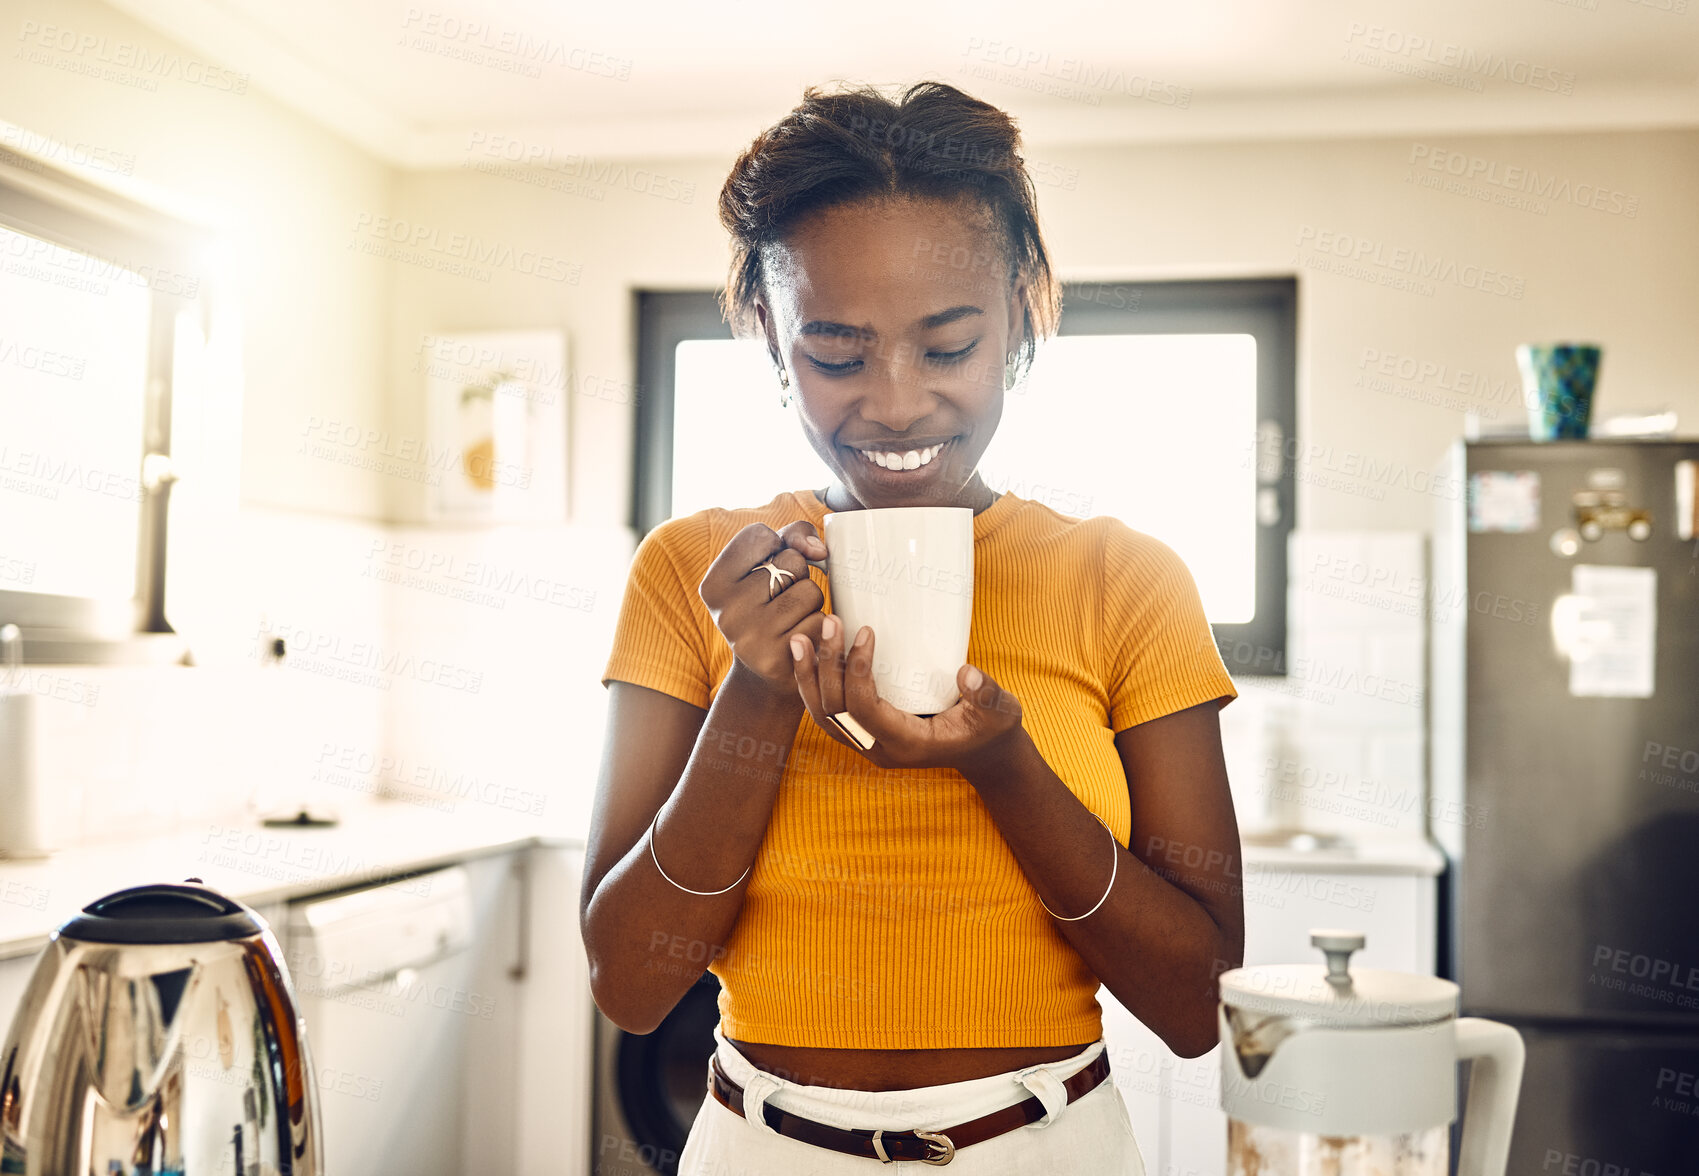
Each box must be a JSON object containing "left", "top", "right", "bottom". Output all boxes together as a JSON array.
[
  {"left": 1454, "top": 1017, "right": 1528, "bottom": 1176},
  {"left": 1676, "top": 459, "right": 1696, "bottom": 540}
]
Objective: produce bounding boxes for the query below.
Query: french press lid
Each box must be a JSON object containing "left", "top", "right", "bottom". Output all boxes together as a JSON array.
[
  {"left": 1219, "top": 930, "right": 1459, "bottom": 1029},
  {"left": 57, "top": 880, "right": 264, "bottom": 944}
]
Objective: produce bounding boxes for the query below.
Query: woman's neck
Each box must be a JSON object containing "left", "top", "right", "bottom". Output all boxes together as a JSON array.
[{"left": 820, "top": 480, "right": 1001, "bottom": 516}]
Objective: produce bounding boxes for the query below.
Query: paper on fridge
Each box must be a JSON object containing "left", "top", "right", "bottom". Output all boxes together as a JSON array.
[{"left": 1566, "top": 564, "right": 1657, "bottom": 698}]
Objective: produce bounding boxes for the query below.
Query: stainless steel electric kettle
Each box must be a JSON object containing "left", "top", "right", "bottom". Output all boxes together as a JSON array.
[{"left": 0, "top": 880, "right": 323, "bottom": 1174}]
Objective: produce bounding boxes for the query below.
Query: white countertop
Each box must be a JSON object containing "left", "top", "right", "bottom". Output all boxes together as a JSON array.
[
  {"left": 0, "top": 801, "right": 583, "bottom": 960},
  {"left": 0, "top": 803, "right": 1442, "bottom": 962},
  {"left": 1236, "top": 829, "right": 1446, "bottom": 876}
]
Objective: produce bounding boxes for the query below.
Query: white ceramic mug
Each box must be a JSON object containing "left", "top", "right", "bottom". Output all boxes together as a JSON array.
[{"left": 819, "top": 507, "right": 974, "bottom": 715}]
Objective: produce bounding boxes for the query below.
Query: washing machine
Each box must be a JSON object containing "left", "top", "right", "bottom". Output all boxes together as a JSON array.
[{"left": 592, "top": 969, "right": 722, "bottom": 1176}]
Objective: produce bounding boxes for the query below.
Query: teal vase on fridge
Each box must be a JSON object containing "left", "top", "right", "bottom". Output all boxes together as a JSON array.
[{"left": 1517, "top": 343, "right": 1601, "bottom": 441}]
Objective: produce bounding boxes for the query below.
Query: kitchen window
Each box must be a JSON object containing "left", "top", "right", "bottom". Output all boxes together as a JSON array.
[
  {"left": 0, "top": 140, "right": 214, "bottom": 663},
  {"left": 633, "top": 278, "right": 1295, "bottom": 672}
]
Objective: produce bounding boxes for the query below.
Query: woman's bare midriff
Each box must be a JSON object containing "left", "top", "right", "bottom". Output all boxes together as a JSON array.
[{"left": 726, "top": 1039, "right": 1097, "bottom": 1092}]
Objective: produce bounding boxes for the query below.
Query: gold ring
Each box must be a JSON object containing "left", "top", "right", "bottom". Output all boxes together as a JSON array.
[{"left": 756, "top": 561, "right": 795, "bottom": 599}]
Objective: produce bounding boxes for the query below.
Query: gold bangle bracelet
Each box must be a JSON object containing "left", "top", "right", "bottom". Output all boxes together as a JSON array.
[
  {"left": 648, "top": 811, "right": 751, "bottom": 896},
  {"left": 1038, "top": 814, "right": 1118, "bottom": 922}
]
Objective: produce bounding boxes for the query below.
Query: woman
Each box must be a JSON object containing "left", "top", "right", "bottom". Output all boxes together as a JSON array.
[{"left": 583, "top": 80, "right": 1242, "bottom": 1173}]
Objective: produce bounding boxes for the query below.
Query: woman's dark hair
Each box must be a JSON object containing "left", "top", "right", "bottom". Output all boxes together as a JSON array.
[{"left": 717, "top": 80, "right": 1062, "bottom": 386}]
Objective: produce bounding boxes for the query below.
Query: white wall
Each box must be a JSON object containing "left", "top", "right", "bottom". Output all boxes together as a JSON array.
[{"left": 386, "top": 156, "right": 716, "bottom": 526}]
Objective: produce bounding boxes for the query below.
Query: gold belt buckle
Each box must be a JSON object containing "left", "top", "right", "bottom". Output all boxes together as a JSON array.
[
  {"left": 870, "top": 1128, "right": 955, "bottom": 1165},
  {"left": 915, "top": 1129, "right": 955, "bottom": 1165}
]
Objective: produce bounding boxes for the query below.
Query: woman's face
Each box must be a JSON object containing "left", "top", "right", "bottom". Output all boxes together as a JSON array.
[{"left": 754, "top": 196, "right": 1025, "bottom": 512}]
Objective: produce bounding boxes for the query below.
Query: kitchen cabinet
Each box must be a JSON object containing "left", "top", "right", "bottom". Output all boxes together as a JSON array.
[
  {"left": 288, "top": 850, "right": 527, "bottom": 1176},
  {"left": 285, "top": 843, "right": 594, "bottom": 1176},
  {"left": 1101, "top": 859, "right": 1439, "bottom": 1176},
  {"left": 514, "top": 843, "right": 594, "bottom": 1176}
]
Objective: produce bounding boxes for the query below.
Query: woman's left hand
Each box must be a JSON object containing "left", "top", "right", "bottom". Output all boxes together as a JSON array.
[{"left": 789, "top": 617, "right": 1024, "bottom": 775}]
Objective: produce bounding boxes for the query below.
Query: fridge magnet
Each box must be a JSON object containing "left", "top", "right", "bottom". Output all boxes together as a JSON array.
[
  {"left": 1468, "top": 470, "right": 1541, "bottom": 533},
  {"left": 424, "top": 329, "right": 568, "bottom": 523}
]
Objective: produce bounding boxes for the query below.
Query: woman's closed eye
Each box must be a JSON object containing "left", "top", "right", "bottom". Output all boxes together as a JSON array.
[{"left": 805, "top": 339, "right": 981, "bottom": 375}]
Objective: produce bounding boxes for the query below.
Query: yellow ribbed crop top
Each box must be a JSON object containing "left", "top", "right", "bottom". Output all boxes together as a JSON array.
[{"left": 600, "top": 489, "right": 1237, "bottom": 1049}]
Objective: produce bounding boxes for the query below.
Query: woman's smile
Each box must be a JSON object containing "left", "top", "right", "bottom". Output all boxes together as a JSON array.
[
  {"left": 851, "top": 435, "right": 950, "bottom": 470},
  {"left": 845, "top": 434, "right": 956, "bottom": 484}
]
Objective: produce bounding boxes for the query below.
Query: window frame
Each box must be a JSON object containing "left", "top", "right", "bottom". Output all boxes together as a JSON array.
[
  {"left": 632, "top": 277, "right": 1296, "bottom": 675},
  {"left": 1055, "top": 278, "right": 1296, "bottom": 674},
  {"left": 0, "top": 142, "right": 210, "bottom": 664},
  {"left": 631, "top": 290, "right": 737, "bottom": 536}
]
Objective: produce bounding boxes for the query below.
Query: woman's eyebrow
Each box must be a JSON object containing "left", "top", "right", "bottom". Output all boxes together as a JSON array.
[{"left": 799, "top": 304, "right": 985, "bottom": 339}]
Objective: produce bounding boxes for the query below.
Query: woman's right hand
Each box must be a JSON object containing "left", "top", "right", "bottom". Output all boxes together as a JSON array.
[{"left": 699, "top": 521, "right": 829, "bottom": 700}]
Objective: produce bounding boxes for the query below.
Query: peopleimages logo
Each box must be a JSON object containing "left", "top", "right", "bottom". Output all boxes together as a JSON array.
[
  {"left": 0, "top": 336, "right": 86, "bottom": 382},
  {"left": 299, "top": 416, "right": 531, "bottom": 490},
  {"left": 1245, "top": 434, "right": 1467, "bottom": 506},
  {"left": 958, "top": 37, "right": 1192, "bottom": 107},
  {"left": 1342, "top": 23, "right": 1576, "bottom": 94},
  {"left": 0, "top": 229, "right": 201, "bottom": 297},
  {"left": 1295, "top": 225, "right": 1525, "bottom": 300},
  {"left": 252, "top": 618, "right": 484, "bottom": 695},
  {"left": 1356, "top": 348, "right": 1527, "bottom": 419},
  {"left": 462, "top": 133, "right": 694, "bottom": 203},
  {"left": 1590, "top": 944, "right": 1699, "bottom": 1010},
  {"left": 398, "top": 8, "right": 632, "bottom": 79},
  {"left": 1407, "top": 145, "right": 1639, "bottom": 218},
  {"left": 836, "top": 548, "right": 972, "bottom": 598},
  {"left": 0, "top": 126, "right": 136, "bottom": 176},
  {"left": 349, "top": 213, "right": 579, "bottom": 284},
  {"left": 15, "top": 20, "right": 251, "bottom": 93},
  {"left": 1540, "top": 1148, "right": 1662, "bottom": 1176},
  {"left": 0, "top": 445, "right": 145, "bottom": 505}
]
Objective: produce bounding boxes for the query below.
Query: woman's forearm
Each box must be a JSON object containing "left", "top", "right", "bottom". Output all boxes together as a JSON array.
[
  {"left": 584, "top": 662, "right": 805, "bottom": 1034},
  {"left": 958, "top": 729, "right": 1242, "bottom": 1057}
]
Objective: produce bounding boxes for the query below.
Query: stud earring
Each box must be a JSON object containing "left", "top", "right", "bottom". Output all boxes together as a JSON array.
[{"left": 777, "top": 368, "right": 791, "bottom": 408}]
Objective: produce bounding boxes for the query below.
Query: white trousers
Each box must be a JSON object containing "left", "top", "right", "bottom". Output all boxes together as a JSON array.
[{"left": 676, "top": 1026, "right": 1148, "bottom": 1175}]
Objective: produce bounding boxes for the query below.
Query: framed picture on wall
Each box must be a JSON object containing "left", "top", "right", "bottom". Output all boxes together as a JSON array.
[{"left": 421, "top": 328, "right": 568, "bottom": 523}]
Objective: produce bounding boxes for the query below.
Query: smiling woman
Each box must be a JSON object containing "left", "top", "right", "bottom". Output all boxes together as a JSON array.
[{"left": 582, "top": 79, "right": 1241, "bottom": 1176}]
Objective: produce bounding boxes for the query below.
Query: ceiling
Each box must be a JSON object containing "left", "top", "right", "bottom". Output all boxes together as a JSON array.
[{"left": 106, "top": 0, "right": 1699, "bottom": 166}]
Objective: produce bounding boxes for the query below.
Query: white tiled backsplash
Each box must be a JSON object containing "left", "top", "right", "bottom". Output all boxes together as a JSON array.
[
  {"left": 14, "top": 507, "right": 390, "bottom": 848},
  {"left": 10, "top": 506, "right": 632, "bottom": 852},
  {"left": 1223, "top": 531, "right": 1430, "bottom": 838},
  {"left": 373, "top": 520, "right": 632, "bottom": 832}
]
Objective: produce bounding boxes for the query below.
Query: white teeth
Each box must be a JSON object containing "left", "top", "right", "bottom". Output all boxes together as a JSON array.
[{"left": 860, "top": 441, "right": 945, "bottom": 471}]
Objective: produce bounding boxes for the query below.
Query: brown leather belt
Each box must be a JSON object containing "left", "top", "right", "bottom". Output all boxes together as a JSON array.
[{"left": 705, "top": 1051, "right": 1112, "bottom": 1165}]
